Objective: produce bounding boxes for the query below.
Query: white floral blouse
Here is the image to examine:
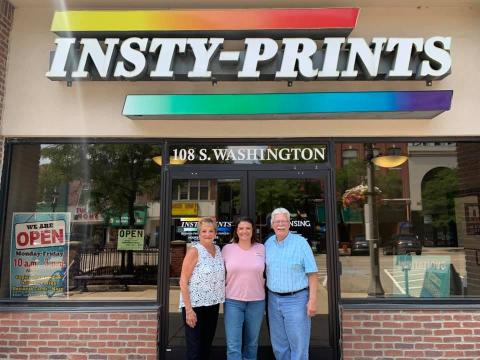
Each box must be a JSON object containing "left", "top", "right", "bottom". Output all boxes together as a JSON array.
[{"left": 179, "top": 243, "right": 225, "bottom": 308}]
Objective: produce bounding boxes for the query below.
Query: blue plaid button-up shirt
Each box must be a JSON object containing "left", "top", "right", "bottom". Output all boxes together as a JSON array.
[{"left": 265, "top": 232, "right": 318, "bottom": 293}]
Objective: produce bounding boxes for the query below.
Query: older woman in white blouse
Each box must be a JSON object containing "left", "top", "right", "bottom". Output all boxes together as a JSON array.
[{"left": 179, "top": 217, "right": 225, "bottom": 360}]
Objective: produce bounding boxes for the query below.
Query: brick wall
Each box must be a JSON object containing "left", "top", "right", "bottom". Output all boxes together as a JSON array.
[
  {"left": 0, "top": 0, "right": 14, "bottom": 187},
  {"left": 0, "top": 311, "right": 158, "bottom": 359},
  {"left": 456, "top": 143, "right": 480, "bottom": 294},
  {"left": 342, "top": 309, "right": 480, "bottom": 359},
  {"left": 170, "top": 242, "right": 186, "bottom": 278},
  {"left": 457, "top": 143, "right": 480, "bottom": 195}
]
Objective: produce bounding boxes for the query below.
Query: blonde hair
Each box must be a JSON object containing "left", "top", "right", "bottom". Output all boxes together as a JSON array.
[{"left": 197, "top": 217, "right": 217, "bottom": 232}]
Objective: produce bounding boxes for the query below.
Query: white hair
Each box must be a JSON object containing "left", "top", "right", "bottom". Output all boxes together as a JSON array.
[{"left": 270, "top": 208, "right": 291, "bottom": 226}]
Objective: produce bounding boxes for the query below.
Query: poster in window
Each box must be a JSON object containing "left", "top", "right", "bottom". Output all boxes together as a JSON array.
[{"left": 10, "top": 212, "right": 71, "bottom": 299}]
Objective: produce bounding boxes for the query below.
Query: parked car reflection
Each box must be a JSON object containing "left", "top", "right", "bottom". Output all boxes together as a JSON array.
[
  {"left": 350, "top": 234, "right": 369, "bottom": 256},
  {"left": 382, "top": 234, "right": 422, "bottom": 255}
]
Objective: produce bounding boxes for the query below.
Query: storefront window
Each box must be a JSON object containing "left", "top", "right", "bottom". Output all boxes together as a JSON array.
[
  {"left": 337, "top": 142, "right": 480, "bottom": 298},
  {"left": 342, "top": 149, "right": 358, "bottom": 166},
  {"left": 387, "top": 147, "right": 401, "bottom": 156},
  {"left": 1, "top": 143, "right": 162, "bottom": 301},
  {"left": 173, "top": 180, "right": 212, "bottom": 200}
]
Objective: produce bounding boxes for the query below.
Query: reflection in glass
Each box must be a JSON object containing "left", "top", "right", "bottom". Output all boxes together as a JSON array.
[
  {"left": 338, "top": 142, "right": 480, "bottom": 299},
  {"left": 1, "top": 144, "right": 162, "bottom": 301}
]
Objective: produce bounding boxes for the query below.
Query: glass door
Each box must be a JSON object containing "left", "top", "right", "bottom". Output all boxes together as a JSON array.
[
  {"left": 249, "top": 170, "right": 334, "bottom": 359},
  {"left": 165, "top": 171, "right": 246, "bottom": 359},
  {"left": 163, "top": 169, "right": 336, "bottom": 359}
]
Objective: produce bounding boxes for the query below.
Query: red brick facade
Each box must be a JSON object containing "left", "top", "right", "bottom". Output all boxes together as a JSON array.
[
  {"left": 457, "top": 143, "right": 480, "bottom": 195},
  {"left": 0, "top": 311, "right": 158, "bottom": 359},
  {"left": 0, "top": 0, "right": 14, "bottom": 186},
  {"left": 342, "top": 309, "right": 480, "bottom": 359}
]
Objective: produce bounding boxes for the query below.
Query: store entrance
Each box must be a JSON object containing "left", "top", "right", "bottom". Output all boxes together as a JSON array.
[{"left": 164, "top": 169, "right": 335, "bottom": 360}]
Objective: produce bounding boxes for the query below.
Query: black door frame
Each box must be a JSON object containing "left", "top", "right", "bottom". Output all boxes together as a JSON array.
[{"left": 160, "top": 164, "right": 340, "bottom": 359}]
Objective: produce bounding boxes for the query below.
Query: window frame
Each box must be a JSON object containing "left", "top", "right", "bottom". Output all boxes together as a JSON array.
[
  {"left": 0, "top": 139, "right": 165, "bottom": 307},
  {"left": 1, "top": 136, "right": 479, "bottom": 310},
  {"left": 335, "top": 139, "right": 480, "bottom": 305}
]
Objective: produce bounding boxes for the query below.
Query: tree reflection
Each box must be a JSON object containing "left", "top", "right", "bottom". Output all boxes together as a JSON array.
[{"left": 39, "top": 144, "right": 162, "bottom": 273}]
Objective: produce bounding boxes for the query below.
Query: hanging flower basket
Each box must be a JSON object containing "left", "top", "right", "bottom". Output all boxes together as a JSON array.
[{"left": 342, "top": 184, "right": 382, "bottom": 208}]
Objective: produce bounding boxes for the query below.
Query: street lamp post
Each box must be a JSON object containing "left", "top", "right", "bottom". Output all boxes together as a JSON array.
[
  {"left": 365, "top": 144, "right": 385, "bottom": 296},
  {"left": 364, "top": 144, "right": 409, "bottom": 296}
]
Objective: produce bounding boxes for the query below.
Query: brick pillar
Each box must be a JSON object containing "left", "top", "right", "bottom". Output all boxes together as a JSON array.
[
  {"left": 456, "top": 143, "right": 480, "bottom": 295},
  {"left": 0, "top": 0, "right": 14, "bottom": 186}
]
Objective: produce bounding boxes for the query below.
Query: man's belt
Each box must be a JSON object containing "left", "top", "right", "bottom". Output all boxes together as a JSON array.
[{"left": 268, "top": 287, "right": 308, "bottom": 296}]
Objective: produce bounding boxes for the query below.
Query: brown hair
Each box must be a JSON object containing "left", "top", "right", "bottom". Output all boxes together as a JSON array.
[{"left": 232, "top": 217, "right": 258, "bottom": 244}]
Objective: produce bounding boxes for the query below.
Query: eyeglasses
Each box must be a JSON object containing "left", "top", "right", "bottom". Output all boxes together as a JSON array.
[{"left": 273, "top": 220, "right": 289, "bottom": 225}]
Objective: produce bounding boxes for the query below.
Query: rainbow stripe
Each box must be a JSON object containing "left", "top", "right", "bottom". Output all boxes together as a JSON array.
[
  {"left": 122, "top": 91, "right": 452, "bottom": 119},
  {"left": 51, "top": 9, "right": 359, "bottom": 37}
]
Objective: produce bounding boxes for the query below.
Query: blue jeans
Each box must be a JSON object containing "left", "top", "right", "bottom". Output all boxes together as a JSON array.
[
  {"left": 267, "top": 289, "right": 310, "bottom": 360},
  {"left": 224, "top": 298, "right": 265, "bottom": 360}
]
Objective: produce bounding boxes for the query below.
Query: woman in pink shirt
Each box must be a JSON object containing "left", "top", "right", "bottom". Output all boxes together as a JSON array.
[{"left": 222, "top": 217, "right": 265, "bottom": 360}]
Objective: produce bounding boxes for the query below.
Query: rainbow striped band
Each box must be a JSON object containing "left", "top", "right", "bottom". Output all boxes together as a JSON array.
[
  {"left": 50, "top": 8, "right": 359, "bottom": 38},
  {"left": 122, "top": 91, "right": 453, "bottom": 119}
]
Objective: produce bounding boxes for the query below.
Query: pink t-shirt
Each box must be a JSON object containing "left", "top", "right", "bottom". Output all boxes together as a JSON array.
[{"left": 222, "top": 243, "right": 265, "bottom": 301}]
